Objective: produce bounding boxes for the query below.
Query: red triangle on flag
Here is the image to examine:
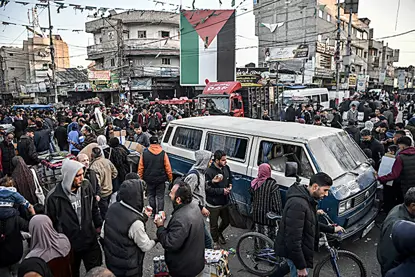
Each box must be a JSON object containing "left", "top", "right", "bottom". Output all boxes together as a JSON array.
[{"left": 182, "top": 10, "right": 235, "bottom": 48}]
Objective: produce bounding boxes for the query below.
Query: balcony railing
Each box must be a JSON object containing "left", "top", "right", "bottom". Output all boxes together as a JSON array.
[
  {"left": 133, "top": 66, "right": 179, "bottom": 77},
  {"left": 87, "top": 38, "right": 179, "bottom": 57}
]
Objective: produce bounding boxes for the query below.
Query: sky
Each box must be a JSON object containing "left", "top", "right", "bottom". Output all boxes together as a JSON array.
[{"left": 0, "top": 0, "right": 414, "bottom": 68}]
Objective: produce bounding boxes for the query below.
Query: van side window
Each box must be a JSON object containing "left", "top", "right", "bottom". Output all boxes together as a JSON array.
[
  {"left": 321, "top": 93, "right": 328, "bottom": 102},
  {"left": 163, "top": 126, "right": 173, "bottom": 143},
  {"left": 258, "top": 141, "right": 313, "bottom": 179},
  {"left": 312, "top": 95, "right": 320, "bottom": 103},
  {"left": 205, "top": 133, "right": 248, "bottom": 161},
  {"left": 172, "top": 127, "right": 202, "bottom": 150}
]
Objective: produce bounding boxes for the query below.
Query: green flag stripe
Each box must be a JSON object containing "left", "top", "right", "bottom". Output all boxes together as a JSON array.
[{"left": 180, "top": 14, "right": 199, "bottom": 85}]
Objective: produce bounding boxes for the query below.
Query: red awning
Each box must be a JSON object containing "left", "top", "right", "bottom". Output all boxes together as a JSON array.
[{"left": 202, "top": 82, "right": 242, "bottom": 95}]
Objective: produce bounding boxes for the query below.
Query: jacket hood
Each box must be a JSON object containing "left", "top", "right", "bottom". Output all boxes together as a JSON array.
[
  {"left": 286, "top": 184, "right": 314, "bottom": 203},
  {"left": 148, "top": 144, "right": 163, "bottom": 155},
  {"left": 117, "top": 179, "right": 144, "bottom": 212},
  {"left": 400, "top": 147, "right": 415, "bottom": 155},
  {"left": 192, "top": 150, "right": 212, "bottom": 172},
  {"left": 392, "top": 220, "right": 415, "bottom": 256},
  {"left": 61, "top": 159, "right": 85, "bottom": 194}
]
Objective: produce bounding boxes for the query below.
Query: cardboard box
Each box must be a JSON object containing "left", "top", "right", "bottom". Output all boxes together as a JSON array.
[
  {"left": 123, "top": 141, "right": 144, "bottom": 153},
  {"left": 111, "top": 130, "right": 127, "bottom": 144}
]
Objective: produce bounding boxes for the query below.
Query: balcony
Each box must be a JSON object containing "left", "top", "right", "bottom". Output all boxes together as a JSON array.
[
  {"left": 132, "top": 66, "right": 179, "bottom": 78},
  {"left": 87, "top": 38, "right": 179, "bottom": 59}
]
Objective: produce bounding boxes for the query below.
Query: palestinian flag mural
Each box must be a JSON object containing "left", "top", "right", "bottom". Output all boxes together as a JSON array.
[{"left": 180, "top": 10, "right": 236, "bottom": 86}]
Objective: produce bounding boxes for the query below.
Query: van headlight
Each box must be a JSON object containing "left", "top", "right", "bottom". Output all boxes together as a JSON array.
[{"left": 339, "top": 199, "right": 353, "bottom": 214}]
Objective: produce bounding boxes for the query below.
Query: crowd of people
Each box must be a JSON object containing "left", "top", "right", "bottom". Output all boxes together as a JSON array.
[{"left": 0, "top": 88, "right": 415, "bottom": 277}]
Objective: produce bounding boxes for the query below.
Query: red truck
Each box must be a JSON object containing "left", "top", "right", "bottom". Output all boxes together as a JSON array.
[{"left": 196, "top": 81, "right": 277, "bottom": 119}]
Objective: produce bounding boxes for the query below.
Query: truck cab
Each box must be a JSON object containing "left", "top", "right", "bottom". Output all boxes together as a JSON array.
[{"left": 196, "top": 81, "right": 244, "bottom": 116}]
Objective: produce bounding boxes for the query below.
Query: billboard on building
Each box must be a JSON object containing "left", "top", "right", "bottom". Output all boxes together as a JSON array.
[
  {"left": 265, "top": 44, "right": 309, "bottom": 62},
  {"left": 88, "top": 70, "right": 111, "bottom": 80},
  {"left": 180, "top": 9, "right": 236, "bottom": 86}
]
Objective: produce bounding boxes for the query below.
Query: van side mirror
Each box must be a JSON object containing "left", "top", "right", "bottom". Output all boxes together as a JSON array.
[{"left": 285, "top": 162, "right": 298, "bottom": 178}]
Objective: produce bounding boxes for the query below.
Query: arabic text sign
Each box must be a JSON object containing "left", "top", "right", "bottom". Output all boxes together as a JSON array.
[
  {"left": 267, "top": 44, "right": 309, "bottom": 61},
  {"left": 88, "top": 70, "right": 111, "bottom": 80}
]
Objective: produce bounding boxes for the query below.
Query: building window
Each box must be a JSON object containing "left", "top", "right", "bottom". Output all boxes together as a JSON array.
[
  {"left": 10, "top": 67, "right": 15, "bottom": 70},
  {"left": 317, "top": 34, "right": 322, "bottom": 42},
  {"left": 111, "top": 58, "right": 115, "bottom": 67},
  {"left": 363, "top": 32, "right": 368, "bottom": 40},
  {"left": 162, "top": 58, "right": 171, "bottom": 65},
  {"left": 160, "top": 31, "right": 170, "bottom": 38},
  {"left": 326, "top": 14, "right": 331, "bottom": 22},
  {"left": 318, "top": 10, "right": 323, "bottom": 18},
  {"left": 9, "top": 53, "right": 13, "bottom": 56},
  {"left": 99, "top": 37, "right": 102, "bottom": 43},
  {"left": 364, "top": 52, "right": 367, "bottom": 58},
  {"left": 138, "top": 31, "right": 147, "bottom": 38},
  {"left": 356, "top": 48, "right": 363, "bottom": 57}
]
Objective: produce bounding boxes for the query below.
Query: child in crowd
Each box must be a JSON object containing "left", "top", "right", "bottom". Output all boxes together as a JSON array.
[{"left": 0, "top": 176, "right": 35, "bottom": 218}]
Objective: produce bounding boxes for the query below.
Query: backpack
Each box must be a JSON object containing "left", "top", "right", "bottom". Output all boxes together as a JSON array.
[{"left": 170, "top": 169, "right": 200, "bottom": 190}]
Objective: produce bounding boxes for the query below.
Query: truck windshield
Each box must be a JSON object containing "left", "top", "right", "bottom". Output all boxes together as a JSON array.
[
  {"left": 308, "top": 132, "right": 367, "bottom": 178},
  {"left": 198, "top": 97, "right": 229, "bottom": 114}
]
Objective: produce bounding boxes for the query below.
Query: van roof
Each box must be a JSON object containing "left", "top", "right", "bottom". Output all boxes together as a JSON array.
[{"left": 171, "top": 116, "right": 343, "bottom": 143}]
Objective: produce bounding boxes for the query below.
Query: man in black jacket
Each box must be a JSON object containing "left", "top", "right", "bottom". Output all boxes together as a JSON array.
[
  {"left": 155, "top": 181, "right": 205, "bottom": 277},
  {"left": 345, "top": 120, "right": 361, "bottom": 144},
  {"left": 54, "top": 120, "right": 69, "bottom": 151},
  {"left": 34, "top": 120, "right": 52, "bottom": 153},
  {"left": 0, "top": 133, "right": 16, "bottom": 176},
  {"left": 205, "top": 150, "right": 232, "bottom": 248},
  {"left": 285, "top": 104, "right": 296, "bottom": 122},
  {"left": 360, "top": 129, "right": 385, "bottom": 170},
  {"left": 46, "top": 159, "right": 102, "bottom": 277},
  {"left": 274, "top": 173, "right": 344, "bottom": 277},
  {"left": 17, "top": 128, "right": 40, "bottom": 166},
  {"left": 377, "top": 188, "right": 415, "bottom": 276},
  {"left": 330, "top": 108, "right": 343, "bottom": 129}
]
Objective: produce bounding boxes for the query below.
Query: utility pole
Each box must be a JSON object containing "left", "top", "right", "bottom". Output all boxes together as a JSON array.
[
  {"left": 335, "top": 0, "right": 341, "bottom": 100},
  {"left": 47, "top": 0, "right": 58, "bottom": 103},
  {"left": 345, "top": 8, "right": 352, "bottom": 83},
  {"left": 301, "top": 4, "right": 306, "bottom": 84}
]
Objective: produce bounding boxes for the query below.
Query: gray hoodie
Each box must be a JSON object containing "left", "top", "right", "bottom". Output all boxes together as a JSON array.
[
  {"left": 184, "top": 150, "right": 211, "bottom": 208},
  {"left": 61, "top": 159, "right": 85, "bottom": 225}
]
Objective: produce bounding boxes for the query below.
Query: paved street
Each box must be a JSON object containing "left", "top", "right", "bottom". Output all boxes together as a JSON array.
[{"left": 140, "top": 192, "right": 382, "bottom": 277}]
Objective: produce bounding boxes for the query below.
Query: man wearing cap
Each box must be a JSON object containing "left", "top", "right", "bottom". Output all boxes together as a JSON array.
[
  {"left": 378, "top": 136, "right": 415, "bottom": 198},
  {"left": 360, "top": 129, "right": 385, "bottom": 170},
  {"left": 138, "top": 136, "right": 172, "bottom": 216}
]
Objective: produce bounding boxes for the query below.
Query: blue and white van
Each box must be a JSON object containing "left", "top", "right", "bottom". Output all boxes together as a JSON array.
[{"left": 161, "top": 116, "right": 378, "bottom": 241}]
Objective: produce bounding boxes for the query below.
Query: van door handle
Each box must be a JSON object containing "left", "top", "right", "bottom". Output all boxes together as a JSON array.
[{"left": 233, "top": 174, "right": 244, "bottom": 180}]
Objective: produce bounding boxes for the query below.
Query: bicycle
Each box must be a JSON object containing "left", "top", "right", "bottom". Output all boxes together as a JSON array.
[{"left": 236, "top": 212, "right": 367, "bottom": 277}]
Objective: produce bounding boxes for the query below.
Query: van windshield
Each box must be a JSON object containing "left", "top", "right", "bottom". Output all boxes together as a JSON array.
[{"left": 308, "top": 132, "right": 367, "bottom": 178}]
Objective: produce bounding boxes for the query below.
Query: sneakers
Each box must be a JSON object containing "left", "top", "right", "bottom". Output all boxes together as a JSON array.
[{"left": 218, "top": 234, "right": 227, "bottom": 245}]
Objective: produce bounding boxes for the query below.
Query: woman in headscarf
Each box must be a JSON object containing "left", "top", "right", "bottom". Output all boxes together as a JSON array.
[
  {"left": 103, "top": 137, "right": 130, "bottom": 194},
  {"left": 25, "top": 215, "right": 72, "bottom": 277},
  {"left": 18, "top": 257, "right": 53, "bottom": 277},
  {"left": 250, "top": 163, "right": 282, "bottom": 248},
  {"left": 11, "top": 156, "right": 38, "bottom": 205},
  {"left": 363, "top": 121, "right": 374, "bottom": 133},
  {"left": 97, "top": 135, "right": 109, "bottom": 154}
]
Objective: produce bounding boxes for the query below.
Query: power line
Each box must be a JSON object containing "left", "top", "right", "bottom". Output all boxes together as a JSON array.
[{"left": 375, "top": 29, "right": 415, "bottom": 40}]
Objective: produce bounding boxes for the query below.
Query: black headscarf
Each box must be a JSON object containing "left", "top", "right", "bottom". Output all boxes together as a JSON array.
[{"left": 18, "top": 257, "right": 53, "bottom": 277}]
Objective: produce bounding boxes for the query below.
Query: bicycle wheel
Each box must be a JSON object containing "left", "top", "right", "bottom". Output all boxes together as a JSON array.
[
  {"left": 236, "top": 232, "right": 279, "bottom": 276},
  {"left": 313, "top": 250, "right": 367, "bottom": 277}
]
